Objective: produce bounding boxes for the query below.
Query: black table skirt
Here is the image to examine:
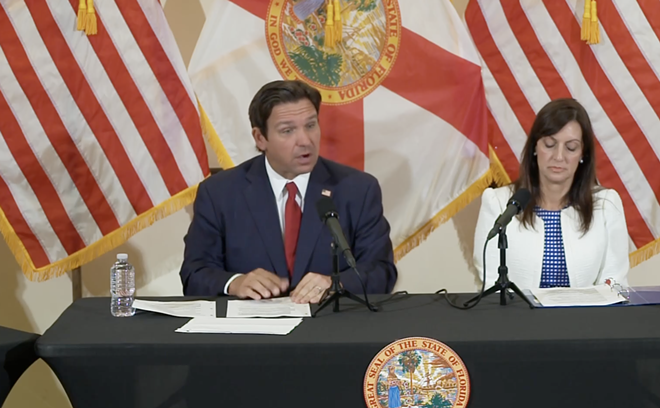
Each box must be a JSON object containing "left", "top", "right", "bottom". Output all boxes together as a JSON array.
[
  {"left": 0, "top": 326, "right": 39, "bottom": 405},
  {"left": 36, "top": 294, "right": 660, "bottom": 408}
]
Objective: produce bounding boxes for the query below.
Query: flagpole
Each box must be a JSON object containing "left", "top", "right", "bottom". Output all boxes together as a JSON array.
[{"left": 72, "top": 267, "right": 82, "bottom": 301}]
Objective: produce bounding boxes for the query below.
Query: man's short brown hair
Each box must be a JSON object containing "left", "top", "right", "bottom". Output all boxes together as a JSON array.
[{"left": 248, "top": 80, "right": 322, "bottom": 138}]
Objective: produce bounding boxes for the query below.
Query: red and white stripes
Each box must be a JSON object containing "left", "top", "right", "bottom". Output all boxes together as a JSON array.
[
  {"left": 0, "top": 0, "right": 207, "bottom": 277},
  {"left": 467, "top": 0, "right": 660, "bottom": 256}
]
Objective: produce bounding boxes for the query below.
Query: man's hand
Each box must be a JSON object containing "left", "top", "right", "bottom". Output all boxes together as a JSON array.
[
  {"left": 227, "top": 268, "right": 289, "bottom": 300},
  {"left": 290, "top": 272, "right": 332, "bottom": 304}
]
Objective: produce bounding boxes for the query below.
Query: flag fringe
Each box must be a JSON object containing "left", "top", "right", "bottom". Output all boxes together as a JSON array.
[
  {"left": 488, "top": 145, "right": 512, "bottom": 185},
  {"left": 629, "top": 238, "right": 660, "bottom": 268},
  {"left": 0, "top": 209, "right": 34, "bottom": 280},
  {"left": 394, "top": 168, "right": 496, "bottom": 262},
  {"left": 199, "top": 102, "right": 235, "bottom": 169},
  {"left": 393, "top": 145, "right": 514, "bottom": 261},
  {"left": 0, "top": 186, "right": 200, "bottom": 282}
]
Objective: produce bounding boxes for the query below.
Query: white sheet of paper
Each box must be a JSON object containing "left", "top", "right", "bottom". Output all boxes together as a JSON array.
[
  {"left": 175, "top": 317, "right": 303, "bottom": 335},
  {"left": 529, "top": 285, "right": 626, "bottom": 307},
  {"left": 132, "top": 299, "right": 216, "bottom": 318},
  {"left": 226, "top": 298, "right": 311, "bottom": 318}
]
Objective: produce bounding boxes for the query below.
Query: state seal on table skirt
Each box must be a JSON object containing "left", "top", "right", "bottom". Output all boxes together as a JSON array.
[{"left": 364, "top": 337, "right": 470, "bottom": 408}]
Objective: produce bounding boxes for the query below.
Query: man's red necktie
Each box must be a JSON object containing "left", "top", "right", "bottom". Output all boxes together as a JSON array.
[{"left": 284, "top": 182, "right": 302, "bottom": 278}]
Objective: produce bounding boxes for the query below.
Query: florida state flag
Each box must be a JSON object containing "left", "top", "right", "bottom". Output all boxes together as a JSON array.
[{"left": 189, "top": 0, "right": 495, "bottom": 259}]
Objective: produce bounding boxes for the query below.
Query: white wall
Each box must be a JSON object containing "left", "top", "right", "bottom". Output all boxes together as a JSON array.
[{"left": 2, "top": 0, "right": 659, "bottom": 407}]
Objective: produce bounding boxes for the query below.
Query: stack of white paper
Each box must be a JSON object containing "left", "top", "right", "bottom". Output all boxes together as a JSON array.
[
  {"left": 132, "top": 299, "right": 216, "bottom": 318},
  {"left": 175, "top": 317, "right": 303, "bottom": 335},
  {"left": 529, "top": 285, "right": 626, "bottom": 307},
  {"left": 226, "top": 297, "right": 311, "bottom": 318}
]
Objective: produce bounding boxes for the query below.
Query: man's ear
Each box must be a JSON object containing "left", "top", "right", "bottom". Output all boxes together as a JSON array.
[{"left": 252, "top": 127, "right": 267, "bottom": 152}]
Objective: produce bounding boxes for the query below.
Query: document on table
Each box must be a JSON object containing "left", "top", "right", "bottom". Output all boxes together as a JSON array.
[
  {"left": 175, "top": 317, "right": 303, "bottom": 335},
  {"left": 132, "top": 299, "right": 216, "bottom": 318},
  {"left": 528, "top": 285, "right": 627, "bottom": 307},
  {"left": 226, "top": 297, "right": 311, "bottom": 318}
]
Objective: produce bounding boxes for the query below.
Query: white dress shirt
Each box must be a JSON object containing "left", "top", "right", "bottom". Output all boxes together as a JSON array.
[
  {"left": 264, "top": 156, "right": 310, "bottom": 235},
  {"left": 473, "top": 186, "right": 630, "bottom": 289},
  {"left": 223, "top": 157, "right": 311, "bottom": 294}
]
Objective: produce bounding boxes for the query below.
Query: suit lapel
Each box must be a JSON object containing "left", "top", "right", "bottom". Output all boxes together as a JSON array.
[
  {"left": 292, "top": 160, "right": 332, "bottom": 283},
  {"left": 243, "top": 156, "right": 288, "bottom": 277}
]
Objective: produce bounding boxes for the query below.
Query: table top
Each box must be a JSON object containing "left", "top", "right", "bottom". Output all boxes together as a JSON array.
[{"left": 35, "top": 294, "right": 660, "bottom": 362}]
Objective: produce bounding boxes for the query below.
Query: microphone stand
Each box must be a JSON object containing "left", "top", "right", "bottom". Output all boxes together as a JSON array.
[
  {"left": 313, "top": 240, "right": 378, "bottom": 316},
  {"left": 465, "top": 227, "right": 534, "bottom": 308}
]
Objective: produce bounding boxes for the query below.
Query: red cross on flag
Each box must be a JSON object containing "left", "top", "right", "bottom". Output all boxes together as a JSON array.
[{"left": 190, "top": 0, "right": 497, "bottom": 259}]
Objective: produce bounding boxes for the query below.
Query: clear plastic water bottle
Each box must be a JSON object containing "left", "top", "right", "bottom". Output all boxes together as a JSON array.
[{"left": 110, "top": 253, "right": 135, "bottom": 317}]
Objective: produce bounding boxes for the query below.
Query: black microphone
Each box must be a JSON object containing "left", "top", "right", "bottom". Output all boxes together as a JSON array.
[
  {"left": 486, "top": 188, "right": 531, "bottom": 240},
  {"left": 316, "top": 196, "right": 357, "bottom": 269}
]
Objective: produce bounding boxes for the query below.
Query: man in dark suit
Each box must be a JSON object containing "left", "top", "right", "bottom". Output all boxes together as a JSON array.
[{"left": 180, "top": 80, "right": 397, "bottom": 303}]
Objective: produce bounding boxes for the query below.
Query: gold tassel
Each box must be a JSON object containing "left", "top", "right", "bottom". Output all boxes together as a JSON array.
[
  {"left": 333, "top": 0, "right": 342, "bottom": 44},
  {"left": 77, "top": 0, "right": 87, "bottom": 31},
  {"left": 325, "top": 0, "right": 336, "bottom": 49},
  {"left": 589, "top": 0, "right": 600, "bottom": 44},
  {"left": 84, "top": 0, "right": 97, "bottom": 35},
  {"left": 581, "top": 0, "right": 600, "bottom": 45},
  {"left": 580, "top": 0, "right": 591, "bottom": 42}
]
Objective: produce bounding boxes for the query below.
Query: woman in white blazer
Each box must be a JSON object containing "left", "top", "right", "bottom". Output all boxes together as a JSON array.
[{"left": 473, "top": 99, "right": 630, "bottom": 290}]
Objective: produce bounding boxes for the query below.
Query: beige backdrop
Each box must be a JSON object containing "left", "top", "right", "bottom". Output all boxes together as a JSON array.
[{"left": 2, "top": 1, "right": 659, "bottom": 407}]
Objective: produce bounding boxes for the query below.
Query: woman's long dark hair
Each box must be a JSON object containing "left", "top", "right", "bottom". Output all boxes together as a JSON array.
[{"left": 514, "top": 98, "right": 598, "bottom": 233}]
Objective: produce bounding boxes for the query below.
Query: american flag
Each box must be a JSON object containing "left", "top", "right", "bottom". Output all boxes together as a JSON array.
[
  {"left": 466, "top": 0, "right": 660, "bottom": 265},
  {"left": 0, "top": 0, "right": 208, "bottom": 280}
]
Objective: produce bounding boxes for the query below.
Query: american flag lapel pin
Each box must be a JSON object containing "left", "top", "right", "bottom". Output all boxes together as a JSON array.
[{"left": 322, "top": 189, "right": 332, "bottom": 197}]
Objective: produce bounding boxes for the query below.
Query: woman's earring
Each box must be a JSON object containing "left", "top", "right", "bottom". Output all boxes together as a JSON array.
[
  {"left": 533, "top": 152, "right": 537, "bottom": 156},
  {"left": 580, "top": 158, "right": 584, "bottom": 163}
]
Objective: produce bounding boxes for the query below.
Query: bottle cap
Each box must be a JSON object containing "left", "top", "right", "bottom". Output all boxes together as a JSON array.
[{"left": 116, "top": 253, "right": 128, "bottom": 261}]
